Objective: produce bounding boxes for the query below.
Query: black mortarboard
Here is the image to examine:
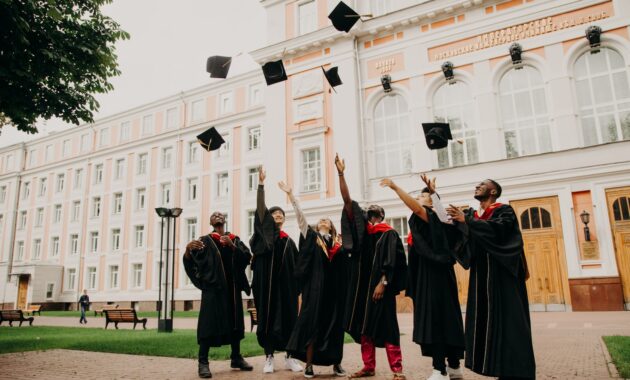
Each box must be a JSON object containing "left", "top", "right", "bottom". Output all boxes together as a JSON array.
[
  {"left": 197, "top": 127, "right": 225, "bottom": 151},
  {"left": 422, "top": 122, "right": 453, "bottom": 150},
  {"left": 206, "top": 56, "right": 232, "bottom": 79},
  {"left": 328, "top": 1, "right": 361, "bottom": 33},
  {"left": 322, "top": 66, "right": 342, "bottom": 92},
  {"left": 262, "top": 60, "right": 288, "bottom": 86}
]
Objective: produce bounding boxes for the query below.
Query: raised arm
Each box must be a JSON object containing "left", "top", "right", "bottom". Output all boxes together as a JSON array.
[
  {"left": 335, "top": 153, "right": 352, "bottom": 215},
  {"left": 380, "top": 178, "right": 429, "bottom": 222},
  {"left": 278, "top": 181, "right": 309, "bottom": 238},
  {"left": 421, "top": 174, "right": 452, "bottom": 224},
  {"left": 257, "top": 166, "right": 267, "bottom": 221}
]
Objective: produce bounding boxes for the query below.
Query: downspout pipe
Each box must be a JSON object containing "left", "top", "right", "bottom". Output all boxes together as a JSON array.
[{"left": 353, "top": 37, "right": 369, "bottom": 201}]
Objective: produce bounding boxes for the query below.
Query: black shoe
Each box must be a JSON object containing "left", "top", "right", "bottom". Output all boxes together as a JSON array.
[
  {"left": 230, "top": 355, "right": 253, "bottom": 371},
  {"left": 198, "top": 363, "right": 212, "bottom": 378},
  {"left": 304, "top": 365, "right": 315, "bottom": 378},
  {"left": 333, "top": 364, "right": 346, "bottom": 377}
]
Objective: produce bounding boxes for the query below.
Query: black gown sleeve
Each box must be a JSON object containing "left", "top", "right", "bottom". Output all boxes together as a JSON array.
[
  {"left": 340, "top": 200, "right": 366, "bottom": 252},
  {"left": 380, "top": 229, "right": 407, "bottom": 293},
  {"left": 233, "top": 236, "right": 252, "bottom": 295}
]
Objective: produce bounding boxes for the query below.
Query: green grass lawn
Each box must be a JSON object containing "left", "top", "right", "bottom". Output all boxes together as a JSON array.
[
  {"left": 39, "top": 310, "right": 201, "bottom": 318},
  {"left": 0, "top": 326, "right": 355, "bottom": 360},
  {"left": 603, "top": 336, "right": 630, "bottom": 379},
  {"left": 0, "top": 326, "right": 260, "bottom": 360}
]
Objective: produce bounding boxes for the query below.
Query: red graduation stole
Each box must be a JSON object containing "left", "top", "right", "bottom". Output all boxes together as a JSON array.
[
  {"left": 407, "top": 232, "right": 413, "bottom": 247},
  {"left": 366, "top": 222, "right": 393, "bottom": 235},
  {"left": 279, "top": 230, "right": 289, "bottom": 239},
  {"left": 328, "top": 243, "right": 341, "bottom": 261},
  {"left": 474, "top": 203, "right": 503, "bottom": 220},
  {"left": 210, "top": 232, "right": 236, "bottom": 246}
]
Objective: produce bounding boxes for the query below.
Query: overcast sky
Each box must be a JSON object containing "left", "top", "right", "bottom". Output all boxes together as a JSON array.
[{"left": 0, "top": 0, "right": 266, "bottom": 148}]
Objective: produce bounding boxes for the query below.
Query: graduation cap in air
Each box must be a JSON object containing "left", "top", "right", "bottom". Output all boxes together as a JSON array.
[
  {"left": 322, "top": 66, "right": 342, "bottom": 92},
  {"left": 262, "top": 60, "right": 288, "bottom": 86},
  {"left": 206, "top": 56, "right": 232, "bottom": 79},
  {"left": 422, "top": 122, "right": 453, "bottom": 150},
  {"left": 196, "top": 127, "right": 225, "bottom": 151},
  {"left": 328, "top": 1, "right": 371, "bottom": 33}
]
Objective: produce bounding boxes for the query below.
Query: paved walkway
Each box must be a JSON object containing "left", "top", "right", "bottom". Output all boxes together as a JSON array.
[{"left": 1, "top": 312, "right": 628, "bottom": 379}]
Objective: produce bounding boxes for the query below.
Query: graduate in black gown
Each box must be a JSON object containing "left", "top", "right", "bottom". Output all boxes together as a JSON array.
[
  {"left": 335, "top": 154, "right": 408, "bottom": 380},
  {"left": 279, "top": 181, "right": 348, "bottom": 379},
  {"left": 183, "top": 211, "right": 253, "bottom": 378},
  {"left": 446, "top": 179, "right": 536, "bottom": 380},
  {"left": 381, "top": 175, "right": 466, "bottom": 380},
  {"left": 249, "top": 166, "right": 303, "bottom": 374}
]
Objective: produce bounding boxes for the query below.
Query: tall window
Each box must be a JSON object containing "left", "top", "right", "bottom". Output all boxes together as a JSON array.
[
  {"left": 90, "top": 232, "right": 99, "bottom": 253},
  {"left": 166, "top": 107, "right": 178, "bottom": 129},
  {"left": 187, "top": 218, "right": 198, "bottom": 241},
  {"left": 53, "top": 204, "right": 62, "bottom": 223},
  {"left": 137, "top": 153, "right": 147, "bottom": 175},
  {"left": 81, "top": 133, "right": 90, "bottom": 152},
  {"left": 113, "top": 193, "right": 123, "bottom": 214},
  {"left": 120, "top": 121, "right": 131, "bottom": 141},
  {"left": 217, "top": 172, "right": 229, "bottom": 198},
  {"left": 499, "top": 66, "right": 551, "bottom": 158},
  {"left": 46, "top": 283, "right": 54, "bottom": 299},
  {"left": 87, "top": 267, "right": 97, "bottom": 289},
  {"left": 33, "top": 239, "right": 42, "bottom": 259},
  {"left": 373, "top": 95, "right": 412, "bottom": 176},
  {"left": 247, "top": 210, "right": 255, "bottom": 237},
  {"left": 62, "top": 139, "right": 71, "bottom": 157},
  {"left": 249, "top": 83, "right": 263, "bottom": 106},
  {"left": 248, "top": 167, "right": 259, "bottom": 191},
  {"left": 136, "top": 188, "right": 146, "bottom": 210},
  {"left": 191, "top": 99, "right": 205, "bottom": 123},
  {"left": 94, "top": 164, "right": 103, "bottom": 184},
  {"left": 19, "top": 211, "right": 27, "bottom": 229},
  {"left": 298, "top": 0, "right": 317, "bottom": 35},
  {"left": 217, "top": 134, "right": 230, "bottom": 157},
  {"left": 39, "top": 178, "right": 47, "bottom": 196},
  {"left": 135, "top": 225, "right": 145, "bottom": 248},
  {"left": 56, "top": 174, "right": 65, "bottom": 193},
  {"left": 248, "top": 126, "right": 261, "bottom": 151},
  {"left": 188, "top": 142, "right": 199, "bottom": 163},
  {"left": 433, "top": 82, "right": 478, "bottom": 168},
  {"left": 45, "top": 144, "right": 53, "bottom": 161},
  {"left": 92, "top": 197, "right": 101, "bottom": 217},
  {"left": 132, "top": 264, "right": 143, "bottom": 288},
  {"left": 17, "top": 241, "right": 25, "bottom": 261},
  {"left": 67, "top": 268, "right": 76, "bottom": 290},
  {"left": 161, "top": 183, "right": 171, "bottom": 204},
  {"left": 35, "top": 208, "right": 43, "bottom": 226},
  {"left": 29, "top": 149, "right": 37, "bottom": 167},
  {"left": 72, "top": 201, "right": 80, "bottom": 221},
  {"left": 0, "top": 186, "right": 5, "bottom": 203},
  {"left": 109, "top": 265, "right": 119, "bottom": 288},
  {"left": 74, "top": 169, "right": 83, "bottom": 189},
  {"left": 219, "top": 92, "right": 233, "bottom": 114},
  {"left": 22, "top": 181, "right": 30, "bottom": 200},
  {"left": 111, "top": 228, "right": 121, "bottom": 251},
  {"left": 188, "top": 178, "right": 198, "bottom": 201},
  {"left": 115, "top": 159, "right": 125, "bottom": 179},
  {"left": 301, "top": 148, "right": 321, "bottom": 192},
  {"left": 99, "top": 127, "right": 110, "bottom": 147},
  {"left": 142, "top": 114, "right": 154, "bottom": 135},
  {"left": 162, "top": 147, "right": 172, "bottom": 169},
  {"left": 574, "top": 48, "right": 630, "bottom": 146},
  {"left": 70, "top": 234, "right": 79, "bottom": 255},
  {"left": 51, "top": 236, "right": 60, "bottom": 257}
]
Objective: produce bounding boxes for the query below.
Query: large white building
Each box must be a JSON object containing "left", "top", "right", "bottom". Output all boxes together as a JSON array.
[{"left": 1, "top": 0, "right": 629, "bottom": 312}]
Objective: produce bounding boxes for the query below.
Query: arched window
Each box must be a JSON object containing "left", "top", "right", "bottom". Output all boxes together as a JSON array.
[
  {"left": 433, "top": 82, "right": 478, "bottom": 168},
  {"left": 612, "top": 196, "right": 630, "bottom": 221},
  {"left": 574, "top": 48, "right": 630, "bottom": 146},
  {"left": 372, "top": 94, "right": 412, "bottom": 177},
  {"left": 499, "top": 66, "right": 551, "bottom": 158},
  {"left": 520, "top": 207, "right": 552, "bottom": 230}
]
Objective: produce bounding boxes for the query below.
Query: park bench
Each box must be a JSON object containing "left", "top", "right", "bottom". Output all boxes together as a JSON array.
[
  {"left": 104, "top": 308, "right": 147, "bottom": 330},
  {"left": 0, "top": 309, "right": 34, "bottom": 327},
  {"left": 247, "top": 307, "right": 257, "bottom": 332},
  {"left": 94, "top": 304, "right": 119, "bottom": 316},
  {"left": 23, "top": 304, "right": 42, "bottom": 316}
]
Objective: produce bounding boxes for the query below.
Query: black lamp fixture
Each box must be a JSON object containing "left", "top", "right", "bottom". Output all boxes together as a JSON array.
[
  {"left": 585, "top": 25, "right": 602, "bottom": 54},
  {"left": 509, "top": 42, "right": 524, "bottom": 69},
  {"left": 441, "top": 61, "right": 454, "bottom": 83},
  {"left": 579, "top": 210, "right": 591, "bottom": 242},
  {"left": 381, "top": 74, "right": 392, "bottom": 93},
  {"left": 155, "top": 207, "right": 183, "bottom": 332}
]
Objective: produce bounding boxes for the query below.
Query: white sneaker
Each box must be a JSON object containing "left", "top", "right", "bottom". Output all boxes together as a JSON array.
[
  {"left": 427, "top": 369, "right": 450, "bottom": 380},
  {"left": 263, "top": 355, "right": 274, "bottom": 373},
  {"left": 285, "top": 356, "right": 304, "bottom": 372},
  {"left": 446, "top": 365, "right": 463, "bottom": 379}
]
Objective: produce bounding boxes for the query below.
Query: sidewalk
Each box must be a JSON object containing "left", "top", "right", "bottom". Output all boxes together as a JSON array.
[{"left": 1, "top": 312, "right": 628, "bottom": 379}]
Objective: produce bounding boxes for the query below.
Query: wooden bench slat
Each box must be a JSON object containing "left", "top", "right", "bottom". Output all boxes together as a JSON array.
[
  {"left": 104, "top": 308, "right": 147, "bottom": 330},
  {"left": 0, "top": 310, "right": 34, "bottom": 327}
]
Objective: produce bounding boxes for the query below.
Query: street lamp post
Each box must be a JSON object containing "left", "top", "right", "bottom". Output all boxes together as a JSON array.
[
  {"left": 580, "top": 210, "right": 591, "bottom": 242},
  {"left": 155, "top": 207, "right": 182, "bottom": 332}
]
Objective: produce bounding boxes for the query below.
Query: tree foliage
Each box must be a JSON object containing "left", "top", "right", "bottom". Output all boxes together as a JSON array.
[{"left": 0, "top": 0, "right": 129, "bottom": 134}]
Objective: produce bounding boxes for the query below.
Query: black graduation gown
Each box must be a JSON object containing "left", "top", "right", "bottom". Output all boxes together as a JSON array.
[
  {"left": 250, "top": 208, "right": 299, "bottom": 351},
  {"left": 457, "top": 204, "right": 536, "bottom": 378},
  {"left": 407, "top": 211, "right": 465, "bottom": 359},
  {"left": 341, "top": 200, "right": 407, "bottom": 347},
  {"left": 286, "top": 229, "right": 348, "bottom": 365},
  {"left": 183, "top": 233, "right": 252, "bottom": 345}
]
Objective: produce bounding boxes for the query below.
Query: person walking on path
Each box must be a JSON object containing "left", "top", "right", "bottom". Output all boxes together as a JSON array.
[{"left": 78, "top": 290, "right": 89, "bottom": 324}]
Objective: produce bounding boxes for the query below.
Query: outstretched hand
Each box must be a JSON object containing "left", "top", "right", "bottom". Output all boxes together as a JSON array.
[
  {"left": 420, "top": 174, "right": 437, "bottom": 194},
  {"left": 258, "top": 166, "right": 266, "bottom": 184},
  {"left": 379, "top": 178, "right": 396, "bottom": 189},
  {"left": 446, "top": 204, "right": 466, "bottom": 223},
  {"left": 277, "top": 181, "right": 292, "bottom": 194},
  {"left": 334, "top": 153, "right": 345, "bottom": 174}
]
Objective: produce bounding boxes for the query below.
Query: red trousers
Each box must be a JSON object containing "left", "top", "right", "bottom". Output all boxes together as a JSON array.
[{"left": 360, "top": 335, "right": 403, "bottom": 373}]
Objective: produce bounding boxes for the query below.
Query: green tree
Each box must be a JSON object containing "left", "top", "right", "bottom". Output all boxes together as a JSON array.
[{"left": 0, "top": 0, "right": 129, "bottom": 134}]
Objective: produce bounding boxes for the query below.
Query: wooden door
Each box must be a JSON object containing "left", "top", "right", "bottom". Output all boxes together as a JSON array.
[
  {"left": 454, "top": 264, "right": 469, "bottom": 307},
  {"left": 511, "top": 197, "right": 568, "bottom": 311},
  {"left": 605, "top": 187, "right": 630, "bottom": 306},
  {"left": 17, "top": 275, "right": 29, "bottom": 310}
]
